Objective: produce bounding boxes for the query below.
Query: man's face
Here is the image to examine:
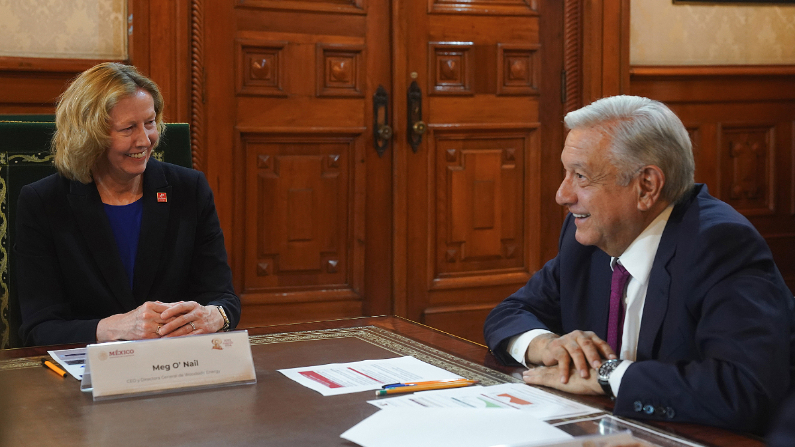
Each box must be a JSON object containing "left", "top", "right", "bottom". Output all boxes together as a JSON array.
[{"left": 555, "top": 127, "right": 645, "bottom": 257}]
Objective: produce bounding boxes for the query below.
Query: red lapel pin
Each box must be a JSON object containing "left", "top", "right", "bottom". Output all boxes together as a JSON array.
[{"left": 157, "top": 192, "right": 167, "bottom": 203}]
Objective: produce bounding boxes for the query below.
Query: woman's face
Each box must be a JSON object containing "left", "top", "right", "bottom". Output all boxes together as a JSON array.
[{"left": 97, "top": 88, "right": 159, "bottom": 184}]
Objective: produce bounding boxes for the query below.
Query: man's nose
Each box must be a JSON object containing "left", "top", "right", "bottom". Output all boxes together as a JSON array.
[{"left": 556, "top": 177, "right": 574, "bottom": 206}]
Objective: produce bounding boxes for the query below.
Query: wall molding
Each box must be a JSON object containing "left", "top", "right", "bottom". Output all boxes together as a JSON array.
[{"left": 631, "top": 65, "right": 795, "bottom": 77}]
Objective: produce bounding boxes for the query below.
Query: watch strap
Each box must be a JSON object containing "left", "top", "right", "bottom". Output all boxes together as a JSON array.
[
  {"left": 216, "top": 305, "right": 230, "bottom": 332},
  {"left": 598, "top": 359, "right": 623, "bottom": 400}
]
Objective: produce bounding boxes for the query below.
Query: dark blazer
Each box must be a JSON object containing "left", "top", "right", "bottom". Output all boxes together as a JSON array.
[
  {"left": 484, "top": 184, "right": 795, "bottom": 433},
  {"left": 15, "top": 159, "right": 240, "bottom": 346},
  {"left": 768, "top": 391, "right": 795, "bottom": 446}
]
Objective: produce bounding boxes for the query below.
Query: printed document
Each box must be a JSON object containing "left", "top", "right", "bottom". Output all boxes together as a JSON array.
[
  {"left": 279, "top": 356, "right": 462, "bottom": 396},
  {"left": 367, "top": 383, "right": 599, "bottom": 421}
]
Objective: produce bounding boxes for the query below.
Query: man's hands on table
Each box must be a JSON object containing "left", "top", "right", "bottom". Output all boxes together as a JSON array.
[{"left": 522, "top": 331, "right": 615, "bottom": 395}]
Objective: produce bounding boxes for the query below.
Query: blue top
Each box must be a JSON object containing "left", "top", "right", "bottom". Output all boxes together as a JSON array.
[{"left": 103, "top": 198, "right": 143, "bottom": 290}]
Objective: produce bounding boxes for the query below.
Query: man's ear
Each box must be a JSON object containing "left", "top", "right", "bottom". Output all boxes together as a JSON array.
[{"left": 637, "top": 165, "right": 665, "bottom": 211}]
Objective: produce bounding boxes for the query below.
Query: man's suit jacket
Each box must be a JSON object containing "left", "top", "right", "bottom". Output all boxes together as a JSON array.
[
  {"left": 16, "top": 159, "right": 240, "bottom": 346},
  {"left": 484, "top": 184, "right": 795, "bottom": 433}
]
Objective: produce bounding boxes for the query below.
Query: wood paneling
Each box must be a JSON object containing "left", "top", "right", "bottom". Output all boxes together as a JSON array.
[
  {"left": 631, "top": 66, "right": 795, "bottom": 293},
  {"left": 397, "top": 0, "right": 563, "bottom": 344},
  {"left": 0, "top": 0, "right": 192, "bottom": 123},
  {"left": 203, "top": 0, "right": 393, "bottom": 328}
]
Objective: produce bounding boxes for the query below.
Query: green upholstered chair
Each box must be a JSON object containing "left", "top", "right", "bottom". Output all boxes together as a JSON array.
[
  {"left": 0, "top": 115, "right": 56, "bottom": 122},
  {"left": 0, "top": 121, "right": 192, "bottom": 348}
]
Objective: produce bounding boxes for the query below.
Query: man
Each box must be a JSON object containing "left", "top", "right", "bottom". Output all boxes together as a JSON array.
[{"left": 483, "top": 95, "right": 794, "bottom": 433}]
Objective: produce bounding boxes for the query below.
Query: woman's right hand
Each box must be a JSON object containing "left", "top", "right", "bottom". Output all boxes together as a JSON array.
[{"left": 96, "top": 301, "right": 177, "bottom": 342}]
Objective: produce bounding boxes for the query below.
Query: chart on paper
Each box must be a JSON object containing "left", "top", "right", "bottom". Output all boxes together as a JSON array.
[{"left": 278, "top": 356, "right": 463, "bottom": 396}]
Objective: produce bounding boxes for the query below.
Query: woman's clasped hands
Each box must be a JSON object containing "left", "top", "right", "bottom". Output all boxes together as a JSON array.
[{"left": 96, "top": 300, "right": 224, "bottom": 342}]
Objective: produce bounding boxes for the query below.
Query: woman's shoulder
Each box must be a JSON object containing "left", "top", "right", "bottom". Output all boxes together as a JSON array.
[
  {"left": 147, "top": 159, "right": 206, "bottom": 186},
  {"left": 22, "top": 172, "right": 71, "bottom": 196}
]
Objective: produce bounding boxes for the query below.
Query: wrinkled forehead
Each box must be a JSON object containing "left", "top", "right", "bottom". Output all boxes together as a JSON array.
[{"left": 561, "top": 128, "right": 614, "bottom": 169}]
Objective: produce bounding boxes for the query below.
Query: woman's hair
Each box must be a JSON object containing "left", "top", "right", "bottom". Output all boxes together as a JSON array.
[
  {"left": 52, "top": 62, "right": 165, "bottom": 183},
  {"left": 564, "top": 95, "right": 695, "bottom": 204}
]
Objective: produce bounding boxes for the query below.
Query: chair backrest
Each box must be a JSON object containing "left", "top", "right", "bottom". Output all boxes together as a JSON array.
[{"left": 0, "top": 121, "right": 192, "bottom": 348}]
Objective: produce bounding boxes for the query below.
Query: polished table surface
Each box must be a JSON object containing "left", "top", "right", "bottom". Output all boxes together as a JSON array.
[{"left": 0, "top": 316, "right": 764, "bottom": 446}]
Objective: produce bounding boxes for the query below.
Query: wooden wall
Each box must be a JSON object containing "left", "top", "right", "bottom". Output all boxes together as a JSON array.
[
  {"left": 0, "top": 0, "right": 191, "bottom": 123},
  {"left": 630, "top": 66, "right": 795, "bottom": 292}
]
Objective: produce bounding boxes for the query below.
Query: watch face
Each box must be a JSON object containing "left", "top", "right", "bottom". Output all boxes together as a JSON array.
[{"left": 599, "top": 359, "right": 621, "bottom": 380}]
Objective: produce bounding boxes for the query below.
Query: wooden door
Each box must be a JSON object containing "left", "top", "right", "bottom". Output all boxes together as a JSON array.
[
  {"left": 203, "top": 0, "right": 393, "bottom": 326},
  {"left": 201, "top": 0, "right": 563, "bottom": 339},
  {"left": 396, "top": 0, "right": 564, "bottom": 343}
]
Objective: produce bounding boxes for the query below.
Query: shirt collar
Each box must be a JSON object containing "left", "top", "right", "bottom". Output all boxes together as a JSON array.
[{"left": 610, "top": 205, "right": 674, "bottom": 285}]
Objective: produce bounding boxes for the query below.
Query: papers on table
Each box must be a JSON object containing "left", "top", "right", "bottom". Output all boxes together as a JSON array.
[
  {"left": 47, "top": 347, "right": 87, "bottom": 380},
  {"left": 367, "top": 383, "right": 599, "bottom": 421},
  {"left": 279, "top": 356, "right": 462, "bottom": 396},
  {"left": 340, "top": 408, "right": 573, "bottom": 447}
]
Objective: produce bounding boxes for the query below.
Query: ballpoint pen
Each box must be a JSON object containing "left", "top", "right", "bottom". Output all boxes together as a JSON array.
[
  {"left": 381, "top": 378, "right": 471, "bottom": 389},
  {"left": 375, "top": 379, "right": 478, "bottom": 396}
]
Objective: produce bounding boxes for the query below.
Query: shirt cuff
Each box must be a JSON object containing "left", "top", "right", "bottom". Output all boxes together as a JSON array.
[
  {"left": 608, "top": 360, "right": 633, "bottom": 398},
  {"left": 506, "top": 329, "right": 553, "bottom": 367}
]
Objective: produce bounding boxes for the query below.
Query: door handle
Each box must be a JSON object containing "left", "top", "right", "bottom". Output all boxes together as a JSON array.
[
  {"left": 407, "top": 81, "right": 425, "bottom": 153},
  {"left": 373, "top": 85, "right": 392, "bottom": 157}
]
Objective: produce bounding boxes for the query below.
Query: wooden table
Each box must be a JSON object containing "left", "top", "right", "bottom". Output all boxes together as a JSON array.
[{"left": 0, "top": 316, "right": 764, "bottom": 446}]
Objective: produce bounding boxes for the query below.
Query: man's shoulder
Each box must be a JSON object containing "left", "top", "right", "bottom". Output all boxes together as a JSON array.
[{"left": 679, "top": 184, "right": 757, "bottom": 235}]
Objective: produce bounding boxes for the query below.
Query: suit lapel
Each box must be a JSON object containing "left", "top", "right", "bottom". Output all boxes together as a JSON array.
[
  {"left": 68, "top": 180, "right": 137, "bottom": 311},
  {"left": 133, "top": 160, "right": 170, "bottom": 304},
  {"left": 636, "top": 199, "right": 691, "bottom": 360},
  {"left": 586, "top": 250, "right": 612, "bottom": 340}
]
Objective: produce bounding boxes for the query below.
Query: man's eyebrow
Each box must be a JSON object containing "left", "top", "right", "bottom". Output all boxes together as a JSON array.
[{"left": 565, "top": 161, "right": 589, "bottom": 173}]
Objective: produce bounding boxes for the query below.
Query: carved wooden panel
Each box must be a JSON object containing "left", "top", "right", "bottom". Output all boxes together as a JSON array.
[
  {"left": 242, "top": 133, "right": 364, "bottom": 300},
  {"left": 630, "top": 68, "right": 795, "bottom": 293},
  {"left": 429, "top": 42, "right": 473, "bottom": 96},
  {"left": 720, "top": 125, "right": 775, "bottom": 215},
  {"left": 235, "top": 0, "right": 365, "bottom": 15},
  {"left": 497, "top": 43, "right": 540, "bottom": 96},
  {"left": 434, "top": 131, "right": 533, "bottom": 282},
  {"left": 428, "top": 0, "right": 537, "bottom": 16},
  {"left": 236, "top": 39, "right": 287, "bottom": 96},
  {"left": 316, "top": 43, "right": 365, "bottom": 97}
]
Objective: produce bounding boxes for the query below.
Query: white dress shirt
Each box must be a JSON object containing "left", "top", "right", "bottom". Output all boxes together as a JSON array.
[{"left": 507, "top": 205, "right": 674, "bottom": 397}]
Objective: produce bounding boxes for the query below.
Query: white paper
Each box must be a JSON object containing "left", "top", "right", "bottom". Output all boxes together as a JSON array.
[
  {"left": 278, "top": 356, "right": 463, "bottom": 396},
  {"left": 47, "top": 347, "right": 87, "bottom": 380},
  {"left": 340, "top": 408, "right": 572, "bottom": 447},
  {"left": 367, "top": 383, "right": 599, "bottom": 421},
  {"left": 87, "top": 330, "right": 256, "bottom": 400}
]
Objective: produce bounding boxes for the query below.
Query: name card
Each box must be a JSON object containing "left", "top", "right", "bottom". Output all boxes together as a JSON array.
[{"left": 84, "top": 330, "right": 256, "bottom": 400}]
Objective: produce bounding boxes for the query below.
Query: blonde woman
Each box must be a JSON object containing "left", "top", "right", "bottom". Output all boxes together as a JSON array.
[{"left": 15, "top": 63, "right": 239, "bottom": 346}]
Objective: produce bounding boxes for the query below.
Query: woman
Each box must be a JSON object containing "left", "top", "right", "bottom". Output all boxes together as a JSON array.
[{"left": 15, "top": 62, "right": 240, "bottom": 346}]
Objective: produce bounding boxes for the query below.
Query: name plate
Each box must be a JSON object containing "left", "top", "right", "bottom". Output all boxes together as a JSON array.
[{"left": 85, "top": 330, "right": 256, "bottom": 400}]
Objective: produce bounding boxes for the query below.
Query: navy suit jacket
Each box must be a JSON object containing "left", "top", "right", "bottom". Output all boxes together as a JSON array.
[
  {"left": 484, "top": 184, "right": 795, "bottom": 433},
  {"left": 16, "top": 159, "right": 240, "bottom": 346}
]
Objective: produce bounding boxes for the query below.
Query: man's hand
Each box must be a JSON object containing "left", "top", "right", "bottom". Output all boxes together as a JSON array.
[
  {"left": 526, "top": 331, "right": 615, "bottom": 384},
  {"left": 522, "top": 364, "right": 603, "bottom": 395}
]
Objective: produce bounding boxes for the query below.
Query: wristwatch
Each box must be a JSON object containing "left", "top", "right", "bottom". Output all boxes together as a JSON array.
[
  {"left": 598, "top": 359, "right": 623, "bottom": 400},
  {"left": 215, "top": 305, "right": 230, "bottom": 332}
]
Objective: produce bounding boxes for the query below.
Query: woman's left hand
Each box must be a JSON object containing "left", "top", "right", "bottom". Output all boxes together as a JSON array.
[{"left": 157, "top": 301, "right": 224, "bottom": 337}]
